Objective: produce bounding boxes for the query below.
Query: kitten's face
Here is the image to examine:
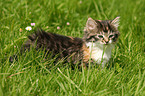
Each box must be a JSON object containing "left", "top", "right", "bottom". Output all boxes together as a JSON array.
[{"left": 83, "top": 17, "right": 120, "bottom": 45}]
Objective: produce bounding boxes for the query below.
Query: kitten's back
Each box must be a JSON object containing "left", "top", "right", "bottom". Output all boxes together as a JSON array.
[{"left": 21, "top": 29, "right": 84, "bottom": 64}]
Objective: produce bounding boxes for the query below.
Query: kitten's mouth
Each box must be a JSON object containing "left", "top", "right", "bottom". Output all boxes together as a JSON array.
[
  {"left": 100, "top": 42, "right": 109, "bottom": 45},
  {"left": 104, "top": 42, "right": 109, "bottom": 45},
  {"left": 100, "top": 43, "right": 109, "bottom": 45}
]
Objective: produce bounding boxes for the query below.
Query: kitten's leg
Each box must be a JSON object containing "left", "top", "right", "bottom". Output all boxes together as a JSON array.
[{"left": 9, "top": 55, "right": 18, "bottom": 63}]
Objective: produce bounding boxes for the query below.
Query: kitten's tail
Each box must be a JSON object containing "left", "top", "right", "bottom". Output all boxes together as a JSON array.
[{"left": 9, "top": 28, "right": 45, "bottom": 63}]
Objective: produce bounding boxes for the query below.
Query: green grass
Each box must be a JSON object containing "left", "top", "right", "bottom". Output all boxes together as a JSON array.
[{"left": 0, "top": 0, "right": 145, "bottom": 95}]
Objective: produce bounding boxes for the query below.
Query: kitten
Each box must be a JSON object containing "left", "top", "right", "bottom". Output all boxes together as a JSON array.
[
  {"left": 10, "top": 17, "right": 120, "bottom": 68},
  {"left": 83, "top": 17, "right": 120, "bottom": 67}
]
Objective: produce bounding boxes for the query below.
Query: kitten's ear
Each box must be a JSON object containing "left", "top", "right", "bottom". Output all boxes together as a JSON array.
[
  {"left": 111, "top": 16, "right": 120, "bottom": 28},
  {"left": 86, "top": 17, "right": 97, "bottom": 30}
]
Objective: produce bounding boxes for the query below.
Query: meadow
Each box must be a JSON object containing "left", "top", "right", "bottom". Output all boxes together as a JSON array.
[{"left": 0, "top": 0, "right": 145, "bottom": 95}]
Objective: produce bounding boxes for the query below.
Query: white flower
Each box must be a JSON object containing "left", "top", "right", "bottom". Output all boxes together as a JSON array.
[{"left": 25, "top": 26, "right": 32, "bottom": 31}]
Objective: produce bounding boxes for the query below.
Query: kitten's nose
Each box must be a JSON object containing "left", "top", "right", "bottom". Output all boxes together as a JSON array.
[
  {"left": 104, "top": 37, "right": 109, "bottom": 44},
  {"left": 105, "top": 41, "right": 109, "bottom": 44}
]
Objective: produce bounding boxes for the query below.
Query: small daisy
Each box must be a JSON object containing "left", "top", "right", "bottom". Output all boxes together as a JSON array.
[
  {"left": 80, "top": 1, "right": 82, "bottom": 4},
  {"left": 31, "top": 23, "right": 35, "bottom": 26},
  {"left": 57, "top": 26, "right": 60, "bottom": 30},
  {"left": 66, "top": 22, "right": 70, "bottom": 25},
  {"left": 25, "top": 26, "right": 32, "bottom": 31}
]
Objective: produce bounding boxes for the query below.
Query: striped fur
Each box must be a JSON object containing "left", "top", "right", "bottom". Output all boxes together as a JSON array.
[
  {"left": 83, "top": 17, "right": 120, "bottom": 67},
  {"left": 10, "top": 17, "right": 120, "bottom": 68}
]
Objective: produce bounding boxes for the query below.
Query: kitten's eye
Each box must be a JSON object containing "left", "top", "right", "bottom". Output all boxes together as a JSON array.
[
  {"left": 115, "top": 34, "right": 118, "bottom": 38},
  {"left": 98, "top": 35, "right": 103, "bottom": 38},
  {"left": 109, "top": 35, "right": 114, "bottom": 38}
]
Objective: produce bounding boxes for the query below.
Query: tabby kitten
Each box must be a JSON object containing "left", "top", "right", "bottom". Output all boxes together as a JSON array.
[
  {"left": 83, "top": 17, "right": 120, "bottom": 67},
  {"left": 10, "top": 17, "right": 120, "bottom": 68}
]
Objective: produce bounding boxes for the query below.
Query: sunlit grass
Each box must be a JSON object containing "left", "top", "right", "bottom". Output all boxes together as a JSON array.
[{"left": 0, "top": 0, "right": 145, "bottom": 95}]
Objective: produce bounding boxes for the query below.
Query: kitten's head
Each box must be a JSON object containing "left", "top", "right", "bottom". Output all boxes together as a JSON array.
[{"left": 83, "top": 17, "right": 120, "bottom": 45}]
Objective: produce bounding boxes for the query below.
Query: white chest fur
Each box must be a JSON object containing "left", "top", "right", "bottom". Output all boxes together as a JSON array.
[{"left": 86, "top": 42, "right": 114, "bottom": 67}]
